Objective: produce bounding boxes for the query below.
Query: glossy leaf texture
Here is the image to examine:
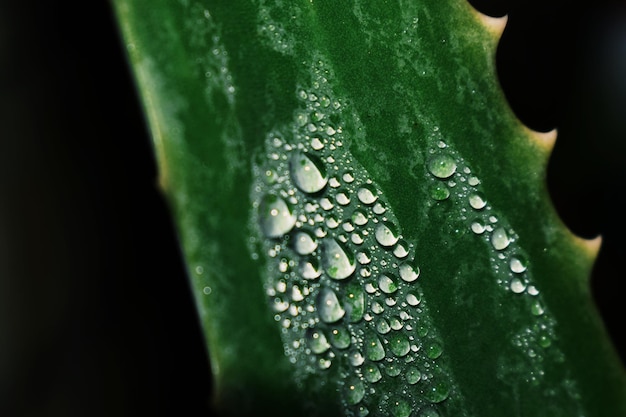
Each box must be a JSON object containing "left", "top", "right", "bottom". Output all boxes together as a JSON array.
[{"left": 111, "top": 1, "right": 626, "bottom": 416}]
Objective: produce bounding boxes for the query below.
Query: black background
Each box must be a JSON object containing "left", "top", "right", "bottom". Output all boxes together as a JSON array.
[{"left": 0, "top": 1, "right": 624, "bottom": 416}]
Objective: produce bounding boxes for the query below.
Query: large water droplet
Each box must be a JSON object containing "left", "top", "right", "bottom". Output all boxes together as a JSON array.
[
  {"left": 385, "top": 363, "right": 401, "bottom": 377},
  {"left": 344, "top": 283, "right": 365, "bottom": 322},
  {"left": 391, "top": 398, "right": 411, "bottom": 417},
  {"left": 365, "top": 334, "right": 386, "bottom": 361},
  {"left": 430, "top": 183, "right": 450, "bottom": 201},
  {"left": 425, "top": 382, "right": 450, "bottom": 403},
  {"left": 468, "top": 192, "right": 486, "bottom": 210},
  {"left": 376, "top": 318, "right": 391, "bottom": 334},
  {"left": 292, "top": 229, "right": 318, "bottom": 255},
  {"left": 316, "top": 287, "right": 346, "bottom": 323},
  {"left": 406, "top": 366, "right": 421, "bottom": 384},
  {"left": 306, "top": 328, "right": 331, "bottom": 354},
  {"left": 427, "top": 342, "right": 443, "bottom": 359},
  {"left": 364, "top": 362, "right": 382, "bottom": 383},
  {"left": 349, "top": 349, "right": 365, "bottom": 366},
  {"left": 378, "top": 274, "right": 398, "bottom": 294},
  {"left": 375, "top": 222, "right": 400, "bottom": 247},
  {"left": 344, "top": 378, "right": 365, "bottom": 405},
  {"left": 259, "top": 194, "right": 296, "bottom": 238},
  {"left": 399, "top": 261, "right": 420, "bottom": 282},
  {"left": 389, "top": 333, "right": 411, "bottom": 357},
  {"left": 428, "top": 154, "right": 457, "bottom": 179},
  {"left": 510, "top": 277, "right": 526, "bottom": 294},
  {"left": 406, "top": 290, "right": 421, "bottom": 306},
  {"left": 352, "top": 209, "right": 369, "bottom": 226},
  {"left": 490, "top": 227, "right": 510, "bottom": 250},
  {"left": 300, "top": 257, "right": 322, "bottom": 279},
  {"left": 509, "top": 255, "right": 528, "bottom": 273},
  {"left": 322, "top": 238, "right": 356, "bottom": 279},
  {"left": 393, "top": 240, "right": 410, "bottom": 259},
  {"left": 357, "top": 184, "right": 378, "bottom": 205},
  {"left": 290, "top": 151, "right": 328, "bottom": 194},
  {"left": 329, "top": 326, "right": 351, "bottom": 349}
]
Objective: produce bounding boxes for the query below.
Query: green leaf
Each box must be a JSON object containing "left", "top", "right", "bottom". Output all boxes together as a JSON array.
[{"left": 111, "top": 0, "right": 626, "bottom": 416}]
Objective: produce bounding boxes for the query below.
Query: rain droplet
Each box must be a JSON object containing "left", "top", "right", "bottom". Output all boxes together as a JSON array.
[
  {"left": 336, "top": 191, "right": 351, "bottom": 205},
  {"left": 509, "top": 255, "right": 528, "bottom": 273},
  {"left": 510, "top": 277, "right": 526, "bottom": 294},
  {"left": 357, "top": 184, "right": 378, "bottom": 205},
  {"left": 292, "top": 230, "right": 318, "bottom": 255},
  {"left": 364, "top": 362, "right": 383, "bottom": 383},
  {"left": 343, "top": 171, "right": 355, "bottom": 183},
  {"left": 311, "top": 137, "right": 324, "bottom": 150},
  {"left": 428, "top": 154, "right": 457, "bottom": 179},
  {"left": 329, "top": 326, "right": 351, "bottom": 349},
  {"left": 373, "top": 202, "right": 386, "bottom": 214},
  {"left": 389, "top": 333, "right": 411, "bottom": 357},
  {"left": 322, "top": 238, "right": 356, "bottom": 279},
  {"left": 290, "top": 151, "right": 328, "bottom": 193},
  {"left": 375, "top": 222, "right": 400, "bottom": 247},
  {"left": 316, "top": 287, "right": 346, "bottom": 323},
  {"left": 470, "top": 221, "right": 485, "bottom": 234},
  {"left": 378, "top": 274, "right": 398, "bottom": 294},
  {"left": 430, "top": 183, "right": 450, "bottom": 201},
  {"left": 399, "top": 261, "right": 420, "bottom": 282},
  {"left": 352, "top": 209, "right": 369, "bottom": 226},
  {"left": 393, "top": 240, "right": 410, "bottom": 259},
  {"left": 389, "top": 316, "right": 403, "bottom": 330},
  {"left": 468, "top": 192, "right": 487, "bottom": 209},
  {"left": 365, "top": 334, "right": 386, "bottom": 361},
  {"left": 371, "top": 301, "right": 385, "bottom": 315},
  {"left": 306, "top": 328, "right": 331, "bottom": 354},
  {"left": 300, "top": 257, "right": 322, "bottom": 279},
  {"left": 344, "top": 283, "right": 365, "bottom": 323},
  {"left": 259, "top": 194, "right": 296, "bottom": 238},
  {"left": 344, "top": 378, "right": 365, "bottom": 405},
  {"left": 406, "top": 290, "right": 421, "bottom": 306},
  {"left": 406, "top": 366, "right": 421, "bottom": 384},
  {"left": 490, "top": 227, "right": 510, "bottom": 250},
  {"left": 376, "top": 318, "right": 391, "bottom": 334}
]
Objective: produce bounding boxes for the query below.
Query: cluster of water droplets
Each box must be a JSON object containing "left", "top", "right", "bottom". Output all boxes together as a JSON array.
[
  {"left": 250, "top": 58, "right": 458, "bottom": 417},
  {"left": 423, "top": 140, "right": 579, "bottom": 395}
]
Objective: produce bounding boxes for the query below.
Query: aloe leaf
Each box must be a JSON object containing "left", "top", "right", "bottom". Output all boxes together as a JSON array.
[{"left": 111, "top": 0, "right": 626, "bottom": 416}]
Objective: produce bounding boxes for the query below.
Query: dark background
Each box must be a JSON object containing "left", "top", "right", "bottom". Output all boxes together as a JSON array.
[{"left": 0, "top": 0, "right": 624, "bottom": 416}]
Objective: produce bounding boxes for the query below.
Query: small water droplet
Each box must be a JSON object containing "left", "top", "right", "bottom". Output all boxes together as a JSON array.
[
  {"left": 427, "top": 342, "right": 443, "bottom": 359},
  {"left": 428, "top": 154, "right": 457, "bottom": 179},
  {"left": 406, "top": 290, "right": 421, "bottom": 306},
  {"left": 357, "top": 184, "right": 378, "bottom": 205},
  {"left": 330, "top": 326, "right": 351, "bottom": 349},
  {"left": 376, "top": 318, "right": 391, "bottom": 334},
  {"left": 406, "top": 366, "right": 421, "bottom": 384},
  {"left": 311, "top": 137, "right": 324, "bottom": 150},
  {"left": 510, "top": 277, "right": 526, "bottom": 294},
  {"left": 259, "top": 194, "right": 296, "bottom": 238},
  {"left": 373, "top": 202, "right": 386, "bottom": 214},
  {"left": 393, "top": 240, "right": 410, "bottom": 259},
  {"left": 365, "top": 334, "right": 386, "bottom": 361},
  {"left": 468, "top": 192, "right": 487, "bottom": 209},
  {"left": 322, "top": 238, "right": 356, "bottom": 279},
  {"left": 352, "top": 209, "right": 369, "bottom": 226},
  {"left": 292, "top": 229, "right": 318, "bottom": 255},
  {"left": 344, "top": 378, "right": 365, "bottom": 405},
  {"left": 490, "top": 227, "right": 510, "bottom": 250},
  {"left": 300, "top": 257, "right": 322, "bottom": 279},
  {"left": 364, "top": 362, "right": 383, "bottom": 383},
  {"left": 316, "top": 287, "right": 346, "bottom": 323},
  {"left": 344, "top": 283, "right": 365, "bottom": 322},
  {"left": 378, "top": 274, "right": 398, "bottom": 294},
  {"left": 391, "top": 398, "right": 411, "bottom": 417},
  {"left": 399, "top": 261, "right": 420, "bottom": 282},
  {"left": 385, "top": 363, "right": 402, "bottom": 377},
  {"left": 389, "top": 333, "right": 411, "bottom": 357},
  {"left": 470, "top": 221, "right": 485, "bottom": 234},
  {"left": 425, "top": 381, "right": 450, "bottom": 403},
  {"left": 349, "top": 349, "right": 365, "bottom": 366},
  {"left": 306, "top": 328, "right": 331, "bottom": 354},
  {"left": 531, "top": 300, "right": 544, "bottom": 316},
  {"left": 375, "top": 222, "right": 400, "bottom": 247},
  {"left": 336, "top": 190, "right": 351, "bottom": 205},
  {"left": 389, "top": 316, "right": 403, "bottom": 330},
  {"left": 290, "top": 151, "right": 328, "bottom": 193},
  {"left": 509, "top": 255, "right": 528, "bottom": 273},
  {"left": 430, "top": 183, "right": 450, "bottom": 201},
  {"left": 343, "top": 171, "right": 355, "bottom": 183}
]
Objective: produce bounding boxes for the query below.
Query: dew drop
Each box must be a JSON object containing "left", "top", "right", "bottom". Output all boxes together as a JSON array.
[
  {"left": 300, "top": 257, "right": 322, "bottom": 279},
  {"left": 425, "top": 382, "right": 450, "bottom": 403},
  {"left": 316, "top": 287, "right": 346, "bottom": 323},
  {"left": 490, "top": 227, "right": 510, "bottom": 250},
  {"left": 531, "top": 300, "right": 544, "bottom": 316},
  {"left": 364, "top": 362, "right": 383, "bottom": 383},
  {"left": 322, "top": 238, "right": 356, "bottom": 279},
  {"left": 349, "top": 350, "right": 365, "bottom": 366},
  {"left": 344, "top": 378, "right": 365, "bottom": 405},
  {"left": 385, "top": 363, "right": 402, "bottom": 377},
  {"left": 388, "top": 333, "right": 411, "bottom": 357},
  {"left": 330, "top": 326, "right": 351, "bottom": 349},
  {"left": 343, "top": 171, "right": 355, "bottom": 183},
  {"left": 406, "top": 366, "right": 421, "bottom": 384},
  {"left": 259, "top": 194, "right": 296, "bottom": 238},
  {"left": 510, "top": 277, "right": 526, "bottom": 294},
  {"left": 389, "top": 316, "right": 403, "bottom": 330},
  {"left": 292, "top": 230, "right": 318, "bottom": 255},
  {"left": 391, "top": 398, "right": 411, "bottom": 417},
  {"left": 344, "top": 283, "right": 365, "bottom": 323},
  {"left": 357, "top": 184, "right": 378, "bottom": 205},
  {"left": 427, "top": 342, "right": 443, "bottom": 359},
  {"left": 336, "top": 190, "right": 351, "bottom": 205},
  {"left": 509, "top": 255, "right": 528, "bottom": 273},
  {"left": 311, "top": 137, "right": 324, "bottom": 150},
  {"left": 393, "top": 240, "right": 410, "bottom": 259},
  {"left": 365, "top": 334, "right": 386, "bottom": 361},
  {"left": 375, "top": 222, "right": 400, "bottom": 247},
  {"left": 470, "top": 221, "right": 485, "bottom": 234},
  {"left": 406, "top": 290, "right": 421, "bottom": 306},
  {"left": 373, "top": 202, "right": 386, "bottom": 214},
  {"left": 356, "top": 250, "right": 372, "bottom": 265},
  {"left": 430, "top": 183, "right": 450, "bottom": 201},
  {"left": 376, "top": 318, "right": 391, "bottom": 334},
  {"left": 290, "top": 151, "right": 328, "bottom": 193},
  {"left": 399, "top": 261, "right": 420, "bottom": 282},
  {"left": 306, "top": 328, "right": 331, "bottom": 354},
  {"left": 352, "top": 209, "right": 369, "bottom": 226},
  {"left": 428, "top": 154, "right": 457, "bottom": 179},
  {"left": 378, "top": 274, "right": 398, "bottom": 294},
  {"left": 468, "top": 192, "right": 487, "bottom": 210}
]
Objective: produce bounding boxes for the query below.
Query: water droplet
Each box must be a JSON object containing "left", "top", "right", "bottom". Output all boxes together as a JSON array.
[
  {"left": 326, "top": 215, "right": 340, "bottom": 229},
  {"left": 490, "top": 227, "right": 510, "bottom": 250},
  {"left": 399, "top": 261, "right": 420, "bottom": 282},
  {"left": 300, "top": 257, "right": 322, "bottom": 279},
  {"left": 376, "top": 318, "right": 391, "bottom": 334},
  {"left": 389, "top": 316, "right": 403, "bottom": 330},
  {"left": 358, "top": 406, "right": 369, "bottom": 417},
  {"left": 330, "top": 326, "right": 351, "bottom": 349},
  {"left": 352, "top": 209, "right": 369, "bottom": 226},
  {"left": 349, "top": 349, "right": 365, "bottom": 366},
  {"left": 343, "top": 171, "right": 355, "bottom": 183},
  {"left": 357, "top": 184, "right": 378, "bottom": 205},
  {"left": 290, "top": 151, "right": 328, "bottom": 193},
  {"left": 538, "top": 334, "right": 552, "bottom": 348},
  {"left": 318, "top": 357, "right": 332, "bottom": 370},
  {"left": 468, "top": 192, "right": 487, "bottom": 209},
  {"left": 425, "top": 382, "right": 450, "bottom": 403},
  {"left": 531, "top": 300, "right": 544, "bottom": 316},
  {"left": 344, "top": 283, "right": 365, "bottom": 322},
  {"left": 427, "top": 342, "right": 443, "bottom": 359},
  {"left": 510, "top": 277, "right": 526, "bottom": 294},
  {"left": 371, "top": 301, "right": 385, "bottom": 315},
  {"left": 356, "top": 250, "right": 372, "bottom": 265},
  {"left": 364, "top": 362, "right": 383, "bottom": 383},
  {"left": 509, "top": 255, "right": 528, "bottom": 273},
  {"left": 375, "top": 222, "right": 400, "bottom": 247},
  {"left": 365, "top": 334, "right": 386, "bottom": 361},
  {"left": 406, "top": 366, "right": 421, "bottom": 384},
  {"left": 470, "top": 221, "right": 485, "bottom": 234},
  {"left": 393, "top": 240, "right": 410, "bottom": 259},
  {"left": 390, "top": 398, "right": 411, "bottom": 417},
  {"left": 378, "top": 274, "right": 398, "bottom": 294},
  {"left": 292, "top": 230, "right": 318, "bottom": 255},
  {"left": 385, "top": 363, "right": 402, "bottom": 377},
  {"left": 336, "top": 191, "right": 351, "bottom": 205},
  {"left": 344, "top": 378, "right": 365, "bottom": 405},
  {"left": 306, "top": 328, "right": 331, "bottom": 354},
  {"left": 273, "top": 296, "right": 289, "bottom": 312},
  {"left": 430, "top": 183, "right": 450, "bottom": 201},
  {"left": 389, "top": 333, "right": 411, "bottom": 357},
  {"left": 406, "top": 290, "right": 421, "bottom": 306},
  {"left": 311, "top": 137, "right": 324, "bottom": 150},
  {"left": 322, "top": 238, "right": 356, "bottom": 279},
  {"left": 373, "top": 202, "right": 386, "bottom": 214},
  {"left": 428, "top": 154, "right": 457, "bottom": 179},
  {"left": 259, "top": 194, "right": 296, "bottom": 238},
  {"left": 316, "top": 287, "right": 346, "bottom": 323}
]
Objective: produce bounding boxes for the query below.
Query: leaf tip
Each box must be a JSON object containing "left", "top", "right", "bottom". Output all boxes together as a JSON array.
[
  {"left": 526, "top": 127, "right": 557, "bottom": 153},
  {"left": 472, "top": 10, "right": 508, "bottom": 38},
  {"left": 576, "top": 234, "right": 603, "bottom": 260}
]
